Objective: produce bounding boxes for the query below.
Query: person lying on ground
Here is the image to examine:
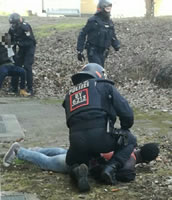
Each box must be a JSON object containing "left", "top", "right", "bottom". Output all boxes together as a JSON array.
[
  {"left": 3, "top": 142, "right": 159, "bottom": 184},
  {"left": 0, "top": 33, "right": 30, "bottom": 96}
]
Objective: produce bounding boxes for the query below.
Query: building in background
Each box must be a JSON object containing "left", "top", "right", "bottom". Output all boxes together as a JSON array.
[{"left": 0, "top": 0, "right": 171, "bottom": 17}]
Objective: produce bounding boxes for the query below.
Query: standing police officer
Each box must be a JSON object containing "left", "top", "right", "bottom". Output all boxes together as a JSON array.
[
  {"left": 8, "top": 13, "right": 36, "bottom": 95},
  {"left": 77, "top": 0, "right": 120, "bottom": 67},
  {"left": 63, "top": 63, "right": 136, "bottom": 192}
]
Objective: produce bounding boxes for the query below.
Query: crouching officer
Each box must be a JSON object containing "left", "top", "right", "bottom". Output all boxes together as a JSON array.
[
  {"left": 63, "top": 63, "right": 136, "bottom": 192},
  {"left": 77, "top": 0, "right": 120, "bottom": 67},
  {"left": 8, "top": 13, "right": 36, "bottom": 95}
]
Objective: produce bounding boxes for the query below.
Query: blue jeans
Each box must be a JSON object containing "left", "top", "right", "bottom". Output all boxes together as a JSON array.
[
  {"left": 17, "top": 147, "right": 68, "bottom": 173},
  {"left": 0, "top": 63, "right": 26, "bottom": 89}
]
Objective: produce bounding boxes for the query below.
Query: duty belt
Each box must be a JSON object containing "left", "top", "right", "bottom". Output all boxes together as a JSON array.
[{"left": 70, "top": 119, "right": 106, "bottom": 131}]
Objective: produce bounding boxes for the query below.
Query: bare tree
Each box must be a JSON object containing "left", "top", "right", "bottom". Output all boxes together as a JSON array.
[{"left": 145, "top": 0, "right": 154, "bottom": 18}]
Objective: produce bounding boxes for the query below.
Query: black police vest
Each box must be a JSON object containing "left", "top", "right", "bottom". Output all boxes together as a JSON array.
[
  {"left": 9, "top": 22, "right": 36, "bottom": 47},
  {"left": 65, "top": 79, "right": 112, "bottom": 123},
  {"left": 87, "top": 16, "right": 114, "bottom": 48}
]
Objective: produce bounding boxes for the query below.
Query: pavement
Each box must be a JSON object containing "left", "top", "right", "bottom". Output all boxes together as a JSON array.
[{"left": 0, "top": 97, "right": 69, "bottom": 156}]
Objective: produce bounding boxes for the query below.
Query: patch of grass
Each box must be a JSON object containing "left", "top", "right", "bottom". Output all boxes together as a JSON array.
[
  {"left": 134, "top": 108, "right": 172, "bottom": 128},
  {"left": 14, "top": 158, "right": 26, "bottom": 165},
  {"left": 40, "top": 98, "right": 63, "bottom": 104},
  {"left": 35, "top": 23, "right": 85, "bottom": 38}
]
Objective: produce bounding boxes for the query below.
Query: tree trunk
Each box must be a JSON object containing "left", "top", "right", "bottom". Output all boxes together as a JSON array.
[{"left": 145, "top": 0, "right": 154, "bottom": 18}]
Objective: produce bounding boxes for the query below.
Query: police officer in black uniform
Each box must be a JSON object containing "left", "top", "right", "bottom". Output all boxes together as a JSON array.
[
  {"left": 8, "top": 13, "right": 36, "bottom": 95},
  {"left": 77, "top": 0, "right": 120, "bottom": 67},
  {"left": 63, "top": 63, "right": 136, "bottom": 192}
]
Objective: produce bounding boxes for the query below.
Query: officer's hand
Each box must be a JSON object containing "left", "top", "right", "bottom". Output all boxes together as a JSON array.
[
  {"left": 114, "top": 46, "right": 120, "bottom": 51},
  {"left": 113, "top": 39, "right": 120, "bottom": 51},
  {"left": 77, "top": 51, "right": 85, "bottom": 62}
]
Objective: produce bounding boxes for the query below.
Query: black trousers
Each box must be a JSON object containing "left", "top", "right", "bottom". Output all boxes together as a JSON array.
[
  {"left": 11, "top": 45, "right": 35, "bottom": 91},
  {"left": 87, "top": 46, "right": 106, "bottom": 68},
  {"left": 66, "top": 127, "right": 137, "bottom": 168}
]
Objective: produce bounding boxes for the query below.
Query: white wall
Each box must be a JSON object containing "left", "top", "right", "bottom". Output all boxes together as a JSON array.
[
  {"left": 155, "top": 0, "right": 172, "bottom": 16},
  {"left": 111, "top": 0, "right": 146, "bottom": 18},
  {"left": 0, "top": 0, "right": 172, "bottom": 17},
  {"left": 0, "top": 0, "right": 42, "bottom": 15},
  {"left": 43, "top": 0, "right": 80, "bottom": 14}
]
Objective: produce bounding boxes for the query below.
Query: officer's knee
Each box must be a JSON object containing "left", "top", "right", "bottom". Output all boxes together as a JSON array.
[{"left": 24, "top": 65, "right": 32, "bottom": 72}]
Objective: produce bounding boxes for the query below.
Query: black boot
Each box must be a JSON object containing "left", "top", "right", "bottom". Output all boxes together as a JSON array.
[
  {"left": 70, "top": 164, "right": 90, "bottom": 192},
  {"left": 101, "top": 163, "right": 118, "bottom": 185}
]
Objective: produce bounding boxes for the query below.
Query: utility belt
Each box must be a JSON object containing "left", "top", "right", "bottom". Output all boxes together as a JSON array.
[
  {"left": 107, "top": 119, "right": 129, "bottom": 146},
  {"left": 70, "top": 119, "right": 107, "bottom": 132},
  {"left": 85, "top": 43, "right": 109, "bottom": 58},
  {"left": 85, "top": 42, "right": 105, "bottom": 51}
]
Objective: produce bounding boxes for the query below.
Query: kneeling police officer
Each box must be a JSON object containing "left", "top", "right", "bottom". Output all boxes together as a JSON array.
[{"left": 63, "top": 63, "right": 136, "bottom": 192}]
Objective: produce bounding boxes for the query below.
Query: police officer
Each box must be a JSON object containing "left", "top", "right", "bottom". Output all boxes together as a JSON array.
[
  {"left": 8, "top": 13, "right": 36, "bottom": 95},
  {"left": 0, "top": 33, "right": 29, "bottom": 96},
  {"left": 77, "top": 0, "right": 120, "bottom": 67},
  {"left": 63, "top": 63, "right": 136, "bottom": 192}
]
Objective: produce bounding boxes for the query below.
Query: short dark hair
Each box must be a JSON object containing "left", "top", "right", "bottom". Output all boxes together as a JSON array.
[{"left": 140, "top": 143, "right": 159, "bottom": 162}]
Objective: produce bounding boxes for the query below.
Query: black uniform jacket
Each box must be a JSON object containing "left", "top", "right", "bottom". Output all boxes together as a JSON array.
[
  {"left": 8, "top": 22, "right": 36, "bottom": 47},
  {"left": 63, "top": 79, "right": 134, "bottom": 130},
  {"left": 77, "top": 13, "right": 120, "bottom": 52}
]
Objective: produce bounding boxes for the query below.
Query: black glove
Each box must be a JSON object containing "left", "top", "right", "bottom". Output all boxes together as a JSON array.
[
  {"left": 114, "top": 46, "right": 120, "bottom": 51},
  {"left": 112, "top": 39, "right": 120, "bottom": 51},
  {"left": 77, "top": 51, "right": 85, "bottom": 62}
]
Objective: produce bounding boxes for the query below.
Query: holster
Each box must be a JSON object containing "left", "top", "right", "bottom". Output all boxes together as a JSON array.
[{"left": 107, "top": 119, "right": 129, "bottom": 146}]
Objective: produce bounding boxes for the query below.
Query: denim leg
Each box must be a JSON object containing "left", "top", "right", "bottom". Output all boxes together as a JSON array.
[
  {"left": 17, "top": 147, "right": 68, "bottom": 173},
  {"left": 31, "top": 147, "right": 67, "bottom": 157}
]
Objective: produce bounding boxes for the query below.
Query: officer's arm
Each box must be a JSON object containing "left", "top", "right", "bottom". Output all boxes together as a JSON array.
[
  {"left": 62, "top": 100, "right": 66, "bottom": 108},
  {"left": 21, "top": 23, "right": 32, "bottom": 38},
  {"left": 111, "top": 86, "right": 134, "bottom": 129},
  {"left": 8, "top": 28, "right": 15, "bottom": 45},
  {"left": 77, "top": 20, "right": 93, "bottom": 52},
  {"left": 111, "top": 26, "right": 120, "bottom": 51}
]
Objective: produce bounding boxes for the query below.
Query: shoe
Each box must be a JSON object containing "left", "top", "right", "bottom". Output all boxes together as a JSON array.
[
  {"left": 20, "top": 89, "right": 30, "bottom": 97},
  {"left": 27, "top": 89, "right": 34, "bottom": 96},
  {"left": 3, "top": 142, "right": 20, "bottom": 167},
  {"left": 101, "top": 164, "right": 118, "bottom": 185},
  {"left": 73, "top": 164, "right": 90, "bottom": 192}
]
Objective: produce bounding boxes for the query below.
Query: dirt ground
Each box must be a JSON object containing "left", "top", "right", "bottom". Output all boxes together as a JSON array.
[{"left": 0, "top": 16, "right": 172, "bottom": 200}]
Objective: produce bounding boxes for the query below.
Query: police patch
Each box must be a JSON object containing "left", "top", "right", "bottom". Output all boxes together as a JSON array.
[{"left": 70, "top": 88, "right": 89, "bottom": 111}]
